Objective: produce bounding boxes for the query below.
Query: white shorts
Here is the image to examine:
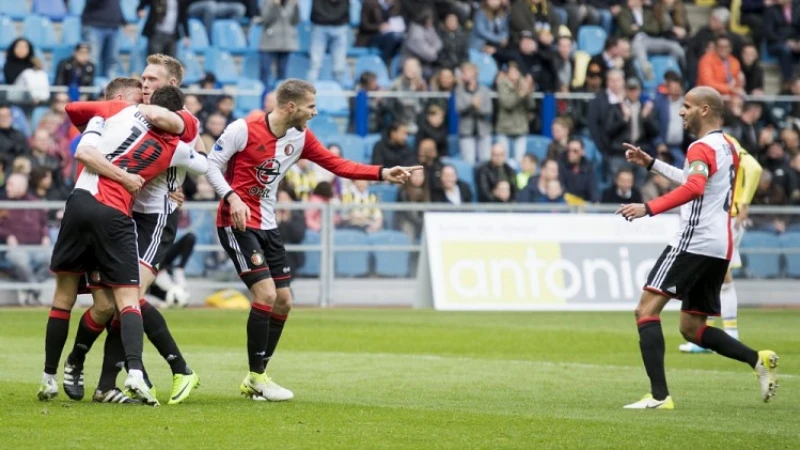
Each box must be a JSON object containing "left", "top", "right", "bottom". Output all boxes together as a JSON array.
[{"left": 730, "top": 224, "right": 745, "bottom": 269}]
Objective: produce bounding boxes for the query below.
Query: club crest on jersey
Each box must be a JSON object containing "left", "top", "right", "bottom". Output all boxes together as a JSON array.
[
  {"left": 284, "top": 144, "right": 295, "bottom": 156},
  {"left": 255, "top": 159, "right": 282, "bottom": 185},
  {"left": 251, "top": 252, "right": 265, "bottom": 266}
]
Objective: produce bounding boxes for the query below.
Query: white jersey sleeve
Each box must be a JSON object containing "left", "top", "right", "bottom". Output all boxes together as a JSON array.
[
  {"left": 206, "top": 119, "right": 248, "bottom": 198},
  {"left": 652, "top": 158, "right": 686, "bottom": 185},
  {"left": 74, "top": 116, "right": 106, "bottom": 153},
  {"left": 170, "top": 141, "right": 208, "bottom": 175}
]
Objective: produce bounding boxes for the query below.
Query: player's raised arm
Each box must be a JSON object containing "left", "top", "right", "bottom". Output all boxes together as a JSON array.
[
  {"left": 65, "top": 100, "right": 128, "bottom": 127},
  {"left": 170, "top": 141, "right": 208, "bottom": 175},
  {"left": 647, "top": 143, "right": 716, "bottom": 216},
  {"left": 74, "top": 116, "right": 145, "bottom": 194},
  {"left": 623, "top": 143, "right": 686, "bottom": 185}
]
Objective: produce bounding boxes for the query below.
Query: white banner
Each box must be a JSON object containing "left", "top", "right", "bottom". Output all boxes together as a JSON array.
[{"left": 421, "top": 213, "right": 681, "bottom": 311}]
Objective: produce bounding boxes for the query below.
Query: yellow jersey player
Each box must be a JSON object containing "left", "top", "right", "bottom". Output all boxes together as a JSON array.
[{"left": 679, "top": 134, "right": 763, "bottom": 353}]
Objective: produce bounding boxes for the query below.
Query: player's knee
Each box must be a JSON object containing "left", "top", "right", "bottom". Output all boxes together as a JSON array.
[
  {"left": 679, "top": 321, "right": 701, "bottom": 343},
  {"left": 253, "top": 288, "right": 277, "bottom": 306},
  {"left": 92, "top": 301, "right": 115, "bottom": 322},
  {"left": 274, "top": 288, "right": 293, "bottom": 312}
]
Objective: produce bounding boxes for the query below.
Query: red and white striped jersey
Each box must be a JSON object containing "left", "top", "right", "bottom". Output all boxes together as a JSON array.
[
  {"left": 207, "top": 112, "right": 382, "bottom": 230},
  {"left": 66, "top": 100, "right": 199, "bottom": 216}
]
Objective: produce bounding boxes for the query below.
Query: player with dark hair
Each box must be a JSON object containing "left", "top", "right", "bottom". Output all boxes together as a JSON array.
[
  {"left": 206, "top": 78, "right": 421, "bottom": 401},
  {"left": 617, "top": 86, "right": 778, "bottom": 409}
]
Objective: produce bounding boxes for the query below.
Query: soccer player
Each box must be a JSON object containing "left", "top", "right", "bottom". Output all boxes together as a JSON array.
[
  {"left": 41, "top": 86, "right": 198, "bottom": 406},
  {"left": 61, "top": 55, "right": 204, "bottom": 405},
  {"left": 616, "top": 86, "right": 778, "bottom": 409},
  {"left": 206, "top": 79, "right": 420, "bottom": 401},
  {"left": 678, "top": 134, "right": 762, "bottom": 353}
]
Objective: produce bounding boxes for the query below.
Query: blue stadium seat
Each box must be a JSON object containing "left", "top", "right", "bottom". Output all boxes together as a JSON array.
[
  {"left": 441, "top": 157, "right": 475, "bottom": 189},
  {"left": 319, "top": 54, "right": 354, "bottom": 88},
  {"left": 642, "top": 55, "right": 680, "bottom": 92},
  {"left": 118, "top": 29, "right": 135, "bottom": 54},
  {"left": 314, "top": 80, "right": 349, "bottom": 116},
  {"left": 129, "top": 39, "right": 148, "bottom": 75},
  {"left": 346, "top": 27, "right": 370, "bottom": 58},
  {"left": 23, "top": 15, "right": 58, "bottom": 51},
  {"left": 62, "top": 16, "right": 82, "bottom": 46},
  {"left": 203, "top": 48, "right": 240, "bottom": 84},
  {"left": 371, "top": 184, "right": 398, "bottom": 202},
  {"left": 582, "top": 136, "right": 599, "bottom": 162},
  {"left": 741, "top": 231, "right": 782, "bottom": 278},
  {"left": 177, "top": 47, "right": 204, "bottom": 84},
  {"left": 50, "top": 45, "right": 73, "bottom": 81},
  {"left": 247, "top": 23, "right": 262, "bottom": 51},
  {"left": 389, "top": 54, "right": 402, "bottom": 78},
  {"left": 577, "top": 25, "right": 607, "bottom": 56},
  {"left": 121, "top": 0, "right": 138, "bottom": 23},
  {"left": 243, "top": 51, "right": 261, "bottom": 82},
  {"left": 364, "top": 133, "right": 381, "bottom": 160},
  {"left": 369, "top": 230, "right": 411, "bottom": 277},
  {"left": 33, "top": 0, "right": 67, "bottom": 20},
  {"left": 298, "top": 21, "right": 312, "bottom": 53},
  {"left": 309, "top": 114, "right": 341, "bottom": 137},
  {"left": 69, "top": 0, "right": 85, "bottom": 15},
  {"left": 211, "top": 19, "right": 248, "bottom": 54},
  {"left": 188, "top": 19, "right": 210, "bottom": 53},
  {"left": 236, "top": 78, "right": 264, "bottom": 113},
  {"left": 334, "top": 229, "right": 370, "bottom": 277},
  {"left": 10, "top": 106, "right": 30, "bottom": 137},
  {"left": 325, "top": 134, "right": 366, "bottom": 163},
  {"left": 470, "top": 50, "right": 498, "bottom": 86},
  {"left": 31, "top": 106, "right": 50, "bottom": 130},
  {"left": 354, "top": 54, "right": 390, "bottom": 87},
  {"left": 447, "top": 135, "right": 460, "bottom": 158},
  {"left": 1, "top": 0, "right": 30, "bottom": 19},
  {"left": 525, "top": 135, "right": 551, "bottom": 161},
  {"left": 286, "top": 53, "right": 310, "bottom": 79},
  {"left": 298, "top": 0, "right": 311, "bottom": 22},
  {"left": 779, "top": 231, "right": 800, "bottom": 278},
  {"left": 297, "top": 230, "right": 320, "bottom": 277},
  {"left": 350, "top": 0, "right": 361, "bottom": 27},
  {"left": 0, "top": 16, "right": 15, "bottom": 49}
]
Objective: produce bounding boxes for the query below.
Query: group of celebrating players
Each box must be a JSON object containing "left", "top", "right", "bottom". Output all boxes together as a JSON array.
[{"left": 34, "top": 53, "right": 778, "bottom": 409}]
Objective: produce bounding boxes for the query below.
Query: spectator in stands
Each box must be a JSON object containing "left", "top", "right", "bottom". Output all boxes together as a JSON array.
[
  {"left": 470, "top": 0, "right": 509, "bottom": 57},
  {"left": 36, "top": 112, "right": 74, "bottom": 182},
  {"left": 477, "top": 143, "right": 518, "bottom": 202},
  {"left": 615, "top": 0, "right": 685, "bottom": 80},
  {"left": 551, "top": 0, "right": 602, "bottom": 36},
  {"left": 214, "top": 95, "right": 235, "bottom": 124},
  {"left": 8, "top": 57, "right": 51, "bottom": 106},
  {"left": 509, "top": 0, "right": 561, "bottom": 49},
  {"left": 686, "top": 7, "right": 743, "bottom": 86},
  {"left": 188, "top": 0, "right": 249, "bottom": 39},
  {"left": 82, "top": 0, "right": 124, "bottom": 77},
  {"left": 395, "top": 168, "right": 428, "bottom": 241},
  {"left": 427, "top": 68, "right": 456, "bottom": 116},
  {"left": 416, "top": 103, "right": 448, "bottom": 157},
  {"left": 403, "top": 9, "right": 443, "bottom": 79},
  {"left": 308, "top": 0, "right": 350, "bottom": 86},
  {"left": 12, "top": 156, "right": 32, "bottom": 178},
  {"left": 654, "top": 0, "right": 690, "bottom": 45},
  {"left": 54, "top": 43, "right": 96, "bottom": 88},
  {"left": 601, "top": 167, "right": 642, "bottom": 203},
  {"left": 605, "top": 77, "right": 658, "bottom": 184},
  {"left": 588, "top": 69, "right": 624, "bottom": 172},
  {"left": 547, "top": 117, "right": 571, "bottom": 160},
  {"left": 761, "top": 141, "right": 799, "bottom": 203},
  {"left": 184, "top": 94, "right": 208, "bottom": 131},
  {"left": 539, "top": 179, "right": 566, "bottom": 204},
  {"left": 739, "top": 0, "right": 766, "bottom": 47},
  {"left": 558, "top": 138, "right": 598, "bottom": 203},
  {"left": 518, "top": 158, "right": 559, "bottom": 202},
  {"left": 554, "top": 36, "right": 575, "bottom": 92},
  {"left": 641, "top": 171, "right": 673, "bottom": 202},
  {"left": 0, "top": 105, "right": 29, "bottom": 167},
  {"left": 751, "top": 170, "right": 789, "bottom": 233},
  {"left": 765, "top": 0, "right": 800, "bottom": 86},
  {"left": 357, "top": 0, "right": 405, "bottom": 64},
  {"left": 285, "top": 158, "right": 319, "bottom": 202},
  {"left": 4, "top": 39, "right": 35, "bottom": 86},
  {"left": 200, "top": 113, "right": 227, "bottom": 154},
  {"left": 258, "top": 0, "right": 300, "bottom": 90},
  {"left": 388, "top": 58, "right": 427, "bottom": 134},
  {"left": 587, "top": 37, "right": 639, "bottom": 89},
  {"left": 654, "top": 70, "right": 688, "bottom": 165},
  {"left": 782, "top": 128, "right": 800, "bottom": 157},
  {"left": 697, "top": 35, "right": 744, "bottom": 97},
  {"left": 305, "top": 181, "right": 340, "bottom": 232},
  {"left": 417, "top": 137, "right": 444, "bottom": 194},
  {"left": 740, "top": 43, "right": 765, "bottom": 95},
  {"left": 139, "top": 0, "right": 190, "bottom": 57},
  {"left": 372, "top": 122, "right": 417, "bottom": 168},
  {"left": 517, "top": 153, "right": 538, "bottom": 190},
  {"left": 29, "top": 166, "right": 60, "bottom": 202},
  {"left": 200, "top": 73, "right": 222, "bottom": 112},
  {"left": 349, "top": 72, "right": 386, "bottom": 134},
  {"left": 726, "top": 101, "right": 762, "bottom": 155},
  {"left": 438, "top": 13, "right": 469, "bottom": 72},
  {"left": 497, "top": 31, "right": 559, "bottom": 92},
  {"left": 340, "top": 180, "right": 384, "bottom": 232},
  {"left": 431, "top": 164, "right": 473, "bottom": 204},
  {"left": 456, "top": 62, "right": 494, "bottom": 163},
  {"left": 276, "top": 188, "right": 306, "bottom": 273},
  {"left": 496, "top": 62, "right": 535, "bottom": 162},
  {"left": 27, "top": 130, "right": 66, "bottom": 199},
  {"left": 564, "top": 61, "right": 602, "bottom": 133},
  {"left": 0, "top": 173, "right": 50, "bottom": 305}
]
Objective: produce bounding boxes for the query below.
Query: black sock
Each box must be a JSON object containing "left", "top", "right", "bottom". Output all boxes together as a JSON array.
[
  {"left": 67, "top": 309, "right": 107, "bottom": 366},
  {"left": 119, "top": 306, "right": 144, "bottom": 372},
  {"left": 141, "top": 299, "right": 190, "bottom": 375},
  {"left": 699, "top": 325, "right": 759, "bottom": 367},
  {"left": 97, "top": 319, "right": 125, "bottom": 392},
  {"left": 264, "top": 313, "right": 287, "bottom": 369},
  {"left": 247, "top": 304, "right": 272, "bottom": 373},
  {"left": 638, "top": 317, "right": 669, "bottom": 401},
  {"left": 44, "top": 307, "right": 71, "bottom": 375}
]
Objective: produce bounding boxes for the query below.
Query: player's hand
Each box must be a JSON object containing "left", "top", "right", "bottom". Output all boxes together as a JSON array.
[
  {"left": 616, "top": 203, "right": 647, "bottom": 222},
  {"left": 228, "top": 193, "right": 251, "bottom": 232},
  {"left": 122, "top": 173, "right": 145, "bottom": 194},
  {"left": 623, "top": 143, "right": 653, "bottom": 169},
  {"left": 169, "top": 188, "right": 186, "bottom": 209},
  {"left": 382, "top": 166, "right": 423, "bottom": 185}
]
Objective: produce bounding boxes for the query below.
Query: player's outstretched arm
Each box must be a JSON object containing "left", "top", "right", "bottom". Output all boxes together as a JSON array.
[
  {"left": 138, "top": 104, "right": 186, "bottom": 136},
  {"left": 170, "top": 141, "right": 208, "bottom": 175},
  {"left": 65, "top": 100, "right": 128, "bottom": 127},
  {"left": 623, "top": 143, "right": 685, "bottom": 185}
]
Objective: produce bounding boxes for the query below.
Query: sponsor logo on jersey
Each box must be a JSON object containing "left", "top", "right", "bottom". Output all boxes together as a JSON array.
[
  {"left": 255, "top": 159, "right": 281, "bottom": 185},
  {"left": 213, "top": 139, "right": 224, "bottom": 152},
  {"left": 284, "top": 144, "right": 295, "bottom": 156},
  {"left": 282, "top": 267, "right": 290, "bottom": 273},
  {"left": 251, "top": 252, "right": 265, "bottom": 266}
]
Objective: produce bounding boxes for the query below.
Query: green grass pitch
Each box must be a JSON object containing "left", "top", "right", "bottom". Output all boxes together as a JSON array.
[{"left": 0, "top": 308, "right": 798, "bottom": 449}]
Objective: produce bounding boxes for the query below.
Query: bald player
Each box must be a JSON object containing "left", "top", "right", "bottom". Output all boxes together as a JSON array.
[{"left": 616, "top": 86, "right": 778, "bottom": 409}]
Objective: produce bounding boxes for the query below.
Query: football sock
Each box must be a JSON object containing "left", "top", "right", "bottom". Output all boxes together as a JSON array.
[
  {"left": 637, "top": 317, "right": 669, "bottom": 401},
  {"left": 699, "top": 325, "right": 758, "bottom": 368},
  {"left": 44, "top": 307, "right": 71, "bottom": 375},
  {"left": 720, "top": 281, "right": 739, "bottom": 340},
  {"left": 97, "top": 319, "right": 124, "bottom": 392},
  {"left": 67, "top": 309, "right": 107, "bottom": 366},
  {"left": 247, "top": 303, "right": 271, "bottom": 374},
  {"left": 140, "top": 299, "right": 190, "bottom": 375},
  {"left": 120, "top": 306, "right": 144, "bottom": 372},
  {"left": 263, "top": 313, "right": 288, "bottom": 369}
]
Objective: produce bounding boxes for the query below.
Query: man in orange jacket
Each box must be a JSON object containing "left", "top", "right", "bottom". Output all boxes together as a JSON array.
[{"left": 697, "top": 35, "right": 745, "bottom": 96}]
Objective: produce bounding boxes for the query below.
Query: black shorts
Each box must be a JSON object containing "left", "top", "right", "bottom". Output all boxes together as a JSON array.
[
  {"left": 217, "top": 226, "right": 291, "bottom": 289},
  {"left": 644, "top": 245, "right": 730, "bottom": 316},
  {"left": 133, "top": 211, "right": 179, "bottom": 274},
  {"left": 50, "top": 190, "right": 140, "bottom": 287}
]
